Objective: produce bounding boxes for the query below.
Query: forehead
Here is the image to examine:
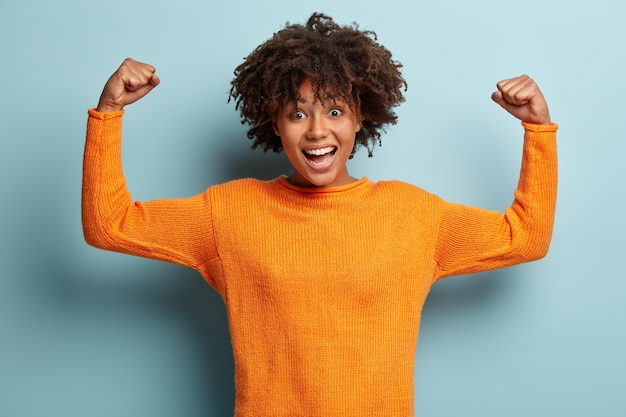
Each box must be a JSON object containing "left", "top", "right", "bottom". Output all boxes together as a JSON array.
[{"left": 293, "top": 78, "right": 347, "bottom": 104}]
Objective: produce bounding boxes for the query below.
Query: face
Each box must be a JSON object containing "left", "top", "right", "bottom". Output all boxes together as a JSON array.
[{"left": 273, "top": 79, "right": 362, "bottom": 188}]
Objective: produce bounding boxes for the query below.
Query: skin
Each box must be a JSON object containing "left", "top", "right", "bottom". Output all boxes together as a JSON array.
[
  {"left": 96, "top": 58, "right": 160, "bottom": 113},
  {"left": 491, "top": 75, "right": 551, "bottom": 125},
  {"left": 96, "top": 58, "right": 552, "bottom": 187},
  {"left": 272, "top": 78, "right": 363, "bottom": 188}
]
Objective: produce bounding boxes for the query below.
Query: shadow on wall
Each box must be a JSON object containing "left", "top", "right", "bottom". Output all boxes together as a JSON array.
[
  {"left": 208, "top": 131, "right": 294, "bottom": 184},
  {"left": 424, "top": 268, "right": 517, "bottom": 316},
  {"left": 41, "top": 259, "right": 236, "bottom": 416}
]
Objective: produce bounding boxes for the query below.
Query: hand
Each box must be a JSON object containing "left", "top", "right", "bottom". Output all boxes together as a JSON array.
[
  {"left": 491, "top": 75, "right": 551, "bottom": 125},
  {"left": 96, "top": 58, "right": 160, "bottom": 113}
]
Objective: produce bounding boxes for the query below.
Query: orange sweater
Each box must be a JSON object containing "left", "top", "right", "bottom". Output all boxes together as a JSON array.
[{"left": 82, "top": 109, "right": 557, "bottom": 416}]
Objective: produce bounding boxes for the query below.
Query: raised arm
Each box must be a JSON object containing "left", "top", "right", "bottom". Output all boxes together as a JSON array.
[
  {"left": 434, "top": 75, "right": 557, "bottom": 279},
  {"left": 82, "top": 59, "right": 216, "bottom": 270}
]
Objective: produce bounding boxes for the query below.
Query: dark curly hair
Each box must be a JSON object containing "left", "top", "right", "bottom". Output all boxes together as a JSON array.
[{"left": 228, "top": 12, "right": 407, "bottom": 157}]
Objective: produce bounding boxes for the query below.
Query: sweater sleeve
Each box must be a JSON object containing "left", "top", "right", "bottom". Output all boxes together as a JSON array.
[
  {"left": 81, "top": 109, "right": 218, "bottom": 269},
  {"left": 433, "top": 122, "right": 558, "bottom": 280}
]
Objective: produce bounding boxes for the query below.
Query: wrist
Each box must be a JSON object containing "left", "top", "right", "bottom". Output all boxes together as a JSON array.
[
  {"left": 525, "top": 118, "right": 552, "bottom": 126},
  {"left": 96, "top": 95, "right": 124, "bottom": 113},
  {"left": 96, "top": 103, "right": 124, "bottom": 113}
]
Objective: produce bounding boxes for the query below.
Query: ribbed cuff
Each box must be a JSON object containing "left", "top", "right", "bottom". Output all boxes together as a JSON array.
[
  {"left": 522, "top": 121, "right": 558, "bottom": 132},
  {"left": 87, "top": 108, "right": 125, "bottom": 120}
]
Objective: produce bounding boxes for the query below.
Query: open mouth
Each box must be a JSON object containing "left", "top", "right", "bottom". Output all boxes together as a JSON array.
[{"left": 302, "top": 146, "right": 337, "bottom": 167}]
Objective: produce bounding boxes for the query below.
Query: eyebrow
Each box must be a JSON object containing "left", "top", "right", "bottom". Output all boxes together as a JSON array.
[{"left": 295, "top": 96, "right": 344, "bottom": 105}]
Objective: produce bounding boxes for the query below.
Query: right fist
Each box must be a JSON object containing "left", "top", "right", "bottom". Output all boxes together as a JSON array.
[{"left": 96, "top": 58, "right": 160, "bottom": 113}]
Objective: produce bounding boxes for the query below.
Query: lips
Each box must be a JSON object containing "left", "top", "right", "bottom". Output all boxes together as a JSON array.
[{"left": 302, "top": 146, "right": 337, "bottom": 168}]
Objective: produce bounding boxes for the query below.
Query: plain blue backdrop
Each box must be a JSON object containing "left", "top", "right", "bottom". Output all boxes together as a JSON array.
[{"left": 1, "top": 0, "right": 624, "bottom": 415}]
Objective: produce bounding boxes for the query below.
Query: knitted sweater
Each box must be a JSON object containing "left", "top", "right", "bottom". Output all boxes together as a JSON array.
[{"left": 82, "top": 109, "right": 558, "bottom": 416}]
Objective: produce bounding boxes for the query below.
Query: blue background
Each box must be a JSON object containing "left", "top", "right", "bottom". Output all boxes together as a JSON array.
[{"left": 1, "top": 0, "right": 624, "bottom": 415}]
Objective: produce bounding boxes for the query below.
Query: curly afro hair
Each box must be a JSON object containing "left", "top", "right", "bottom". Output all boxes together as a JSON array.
[{"left": 229, "top": 12, "right": 407, "bottom": 157}]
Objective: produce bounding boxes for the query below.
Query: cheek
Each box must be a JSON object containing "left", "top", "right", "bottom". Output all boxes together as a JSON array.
[{"left": 280, "top": 135, "right": 300, "bottom": 158}]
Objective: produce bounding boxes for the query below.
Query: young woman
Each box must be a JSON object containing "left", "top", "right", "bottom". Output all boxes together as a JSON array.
[{"left": 83, "top": 12, "right": 557, "bottom": 417}]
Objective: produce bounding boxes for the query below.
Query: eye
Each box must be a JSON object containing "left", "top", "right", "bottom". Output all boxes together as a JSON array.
[
  {"left": 328, "top": 108, "right": 343, "bottom": 117},
  {"left": 291, "top": 110, "right": 306, "bottom": 120}
]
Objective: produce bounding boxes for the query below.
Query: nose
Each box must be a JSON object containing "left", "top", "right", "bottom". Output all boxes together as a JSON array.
[{"left": 306, "top": 115, "right": 329, "bottom": 140}]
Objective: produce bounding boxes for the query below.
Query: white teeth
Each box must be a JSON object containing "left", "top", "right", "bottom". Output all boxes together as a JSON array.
[{"left": 304, "top": 147, "right": 335, "bottom": 156}]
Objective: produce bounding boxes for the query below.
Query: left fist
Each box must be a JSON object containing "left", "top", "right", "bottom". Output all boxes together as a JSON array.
[{"left": 492, "top": 75, "right": 551, "bottom": 125}]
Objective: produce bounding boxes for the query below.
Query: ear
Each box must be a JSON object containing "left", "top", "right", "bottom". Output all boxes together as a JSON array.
[
  {"left": 352, "top": 106, "right": 363, "bottom": 133},
  {"left": 354, "top": 112, "right": 363, "bottom": 133},
  {"left": 272, "top": 117, "right": 281, "bottom": 137}
]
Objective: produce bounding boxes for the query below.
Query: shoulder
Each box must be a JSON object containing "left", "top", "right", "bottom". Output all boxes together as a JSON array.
[
  {"left": 371, "top": 179, "right": 439, "bottom": 200},
  {"left": 206, "top": 177, "right": 282, "bottom": 203},
  {"left": 363, "top": 180, "right": 444, "bottom": 216},
  {"left": 210, "top": 177, "right": 276, "bottom": 191}
]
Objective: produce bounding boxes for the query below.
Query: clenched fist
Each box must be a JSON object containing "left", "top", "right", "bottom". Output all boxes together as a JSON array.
[
  {"left": 491, "top": 75, "right": 551, "bottom": 125},
  {"left": 96, "top": 58, "right": 160, "bottom": 113}
]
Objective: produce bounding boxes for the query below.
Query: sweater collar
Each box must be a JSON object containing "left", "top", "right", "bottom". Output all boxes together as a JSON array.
[{"left": 275, "top": 175, "right": 370, "bottom": 195}]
